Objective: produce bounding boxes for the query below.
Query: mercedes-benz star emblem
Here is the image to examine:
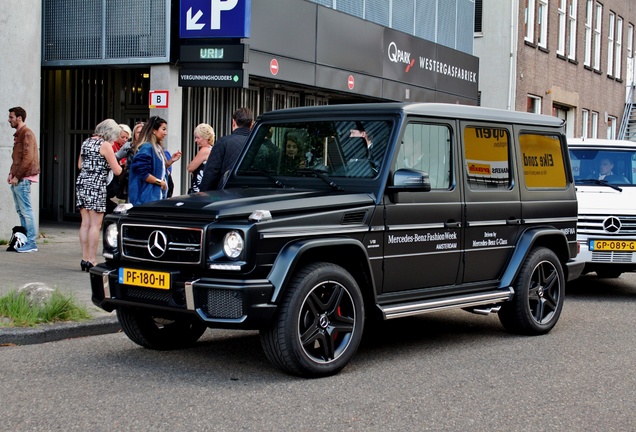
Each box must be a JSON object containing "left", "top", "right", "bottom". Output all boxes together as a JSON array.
[
  {"left": 603, "top": 216, "right": 621, "bottom": 233},
  {"left": 147, "top": 230, "right": 168, "bottom": 258}
]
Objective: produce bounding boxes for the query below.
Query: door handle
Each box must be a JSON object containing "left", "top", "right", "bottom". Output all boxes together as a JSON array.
[
  {"left": 445, "top": 222, "right": 462, "bottom": 228},
  {"left": 506, "top": 219, "right": 522, "bottom": 225}
]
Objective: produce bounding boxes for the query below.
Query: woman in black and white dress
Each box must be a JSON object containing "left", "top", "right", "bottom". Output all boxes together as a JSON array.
[{"left": 75, "top": 119, "right": 122, "bottom": 271}]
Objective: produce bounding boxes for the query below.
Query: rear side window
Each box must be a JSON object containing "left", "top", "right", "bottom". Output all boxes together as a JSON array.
[
  {"left": 519, "top": 133, "right": 567, "bottom": 188},
  {"left": 463, "top": 126, "right": 511, "bottom": 190}
]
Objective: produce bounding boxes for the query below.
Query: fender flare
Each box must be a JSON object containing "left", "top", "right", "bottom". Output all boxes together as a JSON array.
[
  {"left": 267, "top": 237, "right": 373, "bottom": 303},
  {"left": 498, "top": 227, "right": 569, "bottom": 289}
]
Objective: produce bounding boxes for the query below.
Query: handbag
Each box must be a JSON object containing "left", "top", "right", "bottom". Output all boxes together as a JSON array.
[{"left": 106, "top": 171, "right": 121, "bottom": 199}]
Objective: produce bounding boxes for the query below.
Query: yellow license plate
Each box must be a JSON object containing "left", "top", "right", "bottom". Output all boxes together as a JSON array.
[
  {"left": 590, "top": 240, "right": 636, "bottom": 251},
  {"left": 119, "top": 268, "right": 171, "bottom": 289}
]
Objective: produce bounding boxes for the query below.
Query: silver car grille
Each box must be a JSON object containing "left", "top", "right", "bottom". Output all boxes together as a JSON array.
[
  {"left": 577, "top": 215, "right": 636, "bottom": 235},
  {"left": 121, "top": 224, "right": 203, "bottom": 264}
]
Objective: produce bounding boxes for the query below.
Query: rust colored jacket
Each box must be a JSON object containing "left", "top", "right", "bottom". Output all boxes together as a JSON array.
[{"left": 10, "top": 125, "right": 40, "bottom": 180}]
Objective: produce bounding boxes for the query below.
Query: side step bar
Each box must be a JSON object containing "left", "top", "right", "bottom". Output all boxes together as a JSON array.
[{"left": 378, "top": 288, "right": 514, "bottom": 320}]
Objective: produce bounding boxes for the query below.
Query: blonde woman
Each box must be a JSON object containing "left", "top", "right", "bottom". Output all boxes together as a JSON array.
[
  {"left": 106, "top": 123, "right": 133, "bottom": 212},
  {"left": 187, "top": 123, "right": 215, "bottom": 193},
  {"left": 76, "top": 119, "right": 123, "bottom": 271}
]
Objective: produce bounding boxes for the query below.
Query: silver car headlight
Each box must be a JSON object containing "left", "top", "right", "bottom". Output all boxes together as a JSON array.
[
  {"left": 105, "top": 223, "right": 119, "bottom": 249},
  {"left": 223, "top": 230, "right": 244, "bottom": 259}
]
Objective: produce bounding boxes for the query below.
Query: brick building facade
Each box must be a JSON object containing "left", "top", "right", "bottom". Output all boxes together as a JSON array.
[{"left": 477, "top": 1, "right": 636, "bottom": 139}]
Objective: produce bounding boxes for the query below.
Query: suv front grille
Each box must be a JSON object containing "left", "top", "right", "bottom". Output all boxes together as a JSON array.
[
  {"left": 121, "top": 224, "right": 203, "bottom": 264},
  {"left": 109, "top": 284, "right": 188, "bottom": 309},
  {"left": 577, "top": 215, "right": 636, "bottom": 235}
]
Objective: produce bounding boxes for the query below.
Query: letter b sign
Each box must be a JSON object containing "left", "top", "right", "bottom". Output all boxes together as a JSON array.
[{"left": 149, "top": 90, "right": 169, "bottom": 109}]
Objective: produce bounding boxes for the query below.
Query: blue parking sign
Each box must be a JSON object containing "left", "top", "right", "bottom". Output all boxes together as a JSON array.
[{"left": 180, "top": 0, "right": 251, "bottom": 38}]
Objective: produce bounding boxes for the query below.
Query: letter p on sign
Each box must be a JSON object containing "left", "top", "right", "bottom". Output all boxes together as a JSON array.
[
  {"left": 211, "top": 0, "right": 239, "bottom": 30},
  {"left": 149, "top": 90, "right": 169, "bottom": 108}
]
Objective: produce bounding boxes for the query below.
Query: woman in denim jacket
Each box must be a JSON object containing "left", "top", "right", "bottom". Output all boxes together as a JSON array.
[{"left": 128, "top": 117, "right": 180, "bottom": 205}]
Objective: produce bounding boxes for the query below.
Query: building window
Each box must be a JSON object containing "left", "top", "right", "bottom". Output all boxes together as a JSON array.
[
  {"left": 581, "top": 109, "right": 589, "bottom": 138},
  {"left": 615, "top": 17, "right": 623, "bottom": 80},
  {"left": 568, "top": 0, "right": 578, "bottom": 60},
  {"left": 593, "top": 3, "right": 602, "bottom": 71},
  {"left": 584, "top": 0, "right": 593, "bottom": 66},
  {"left": 538, "top": 0, "right": 549, "bottom": 49},
  {"left": 474, "top": 0, "right": 483, "bottom": 34},
  {"left": 527, "top": 95, "right": 542, "bottom": 113},
  {"left": 591, "top": 111, "right": 599, "bottom": 138},
  {"left": 558, "top": 0, "right": 566, "bottom": 55},
  {"left": 607, "top": 116, "right": 617, "bottom": 139},
  {"left": 392, "top": 0, "right": 416, "bottom": 35},
  {"left": 628, "top": 23, "right": 634, "bottom": 60},
  {"left": 608, "top": 12, "right": 615, "bottom": 76},
  {"left": 525, "top": 0, "right": 536, "bottom": 43}
]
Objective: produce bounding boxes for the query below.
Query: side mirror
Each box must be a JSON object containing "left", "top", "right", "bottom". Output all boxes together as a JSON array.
[{"left": 390, "top": 168, "right": 431, "bottom": 191}]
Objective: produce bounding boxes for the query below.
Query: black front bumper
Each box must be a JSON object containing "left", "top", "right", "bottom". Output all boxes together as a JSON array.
[{"left": 89, "top": 264, "right": 277, "bottom": 329}]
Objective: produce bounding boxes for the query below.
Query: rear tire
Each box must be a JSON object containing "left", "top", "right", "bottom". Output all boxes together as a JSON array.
[
  {"left": 498, "top": 247, "right": 564, "bottom": 335},
  {"left": 260, "top": 262, "right": 364, "bottom": 377},
  {"left": 117, "top": 308, "right": 206, "bottom": 350}
]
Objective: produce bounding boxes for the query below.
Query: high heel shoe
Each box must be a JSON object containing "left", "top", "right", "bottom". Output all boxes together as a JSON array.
[
  {"left": 85, "top": 261, "right": 95, "bottom": 272},
  {"left": 81, "top": 260, "right": 88, "bottom": 271}
]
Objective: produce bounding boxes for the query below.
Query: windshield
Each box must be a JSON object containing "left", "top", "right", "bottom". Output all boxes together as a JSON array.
[
  {"left": 237, "top": 119, "right": 392, "bottom": 179},
  {"left": 569, "top": 148, "right": 636, "bottom": 186}
]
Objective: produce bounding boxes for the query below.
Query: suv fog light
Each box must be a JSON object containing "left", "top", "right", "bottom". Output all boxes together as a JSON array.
[{"left": 223, "top": 231, "right": 244, "bottom": 259}]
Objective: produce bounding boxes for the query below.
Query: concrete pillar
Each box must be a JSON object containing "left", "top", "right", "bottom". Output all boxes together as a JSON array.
[
  {"left": 150, "top": 65, "right": 184, "bottom": 196},
  {"left": 0, "top": 1, "right": 42, "bottom": 241}
]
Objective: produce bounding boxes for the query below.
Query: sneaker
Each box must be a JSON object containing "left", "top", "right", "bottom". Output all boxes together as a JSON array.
[{"left": 16, "top": 243, "right": 38, "bottom": 253}]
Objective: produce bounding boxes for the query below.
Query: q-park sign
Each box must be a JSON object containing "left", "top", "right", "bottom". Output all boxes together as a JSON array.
[{"left": 180, "top": 0, "right": 251, "bottom": 38}]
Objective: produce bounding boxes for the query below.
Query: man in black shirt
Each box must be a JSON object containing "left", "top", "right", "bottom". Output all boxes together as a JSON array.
[{"left": 199, "top": 107, "right": 253, "bottom": 191}]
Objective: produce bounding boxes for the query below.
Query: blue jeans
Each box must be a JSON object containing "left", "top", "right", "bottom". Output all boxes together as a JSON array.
[{"left": 10, "top": 179, "right": 37, "bottom": 245}]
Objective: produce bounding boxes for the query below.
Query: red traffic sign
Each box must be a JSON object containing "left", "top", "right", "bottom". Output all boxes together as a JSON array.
[
  {"left": 149, "top": 90, "right": 169, "bottom": 108},
  {"left": 270, "top": 59, "right": 279, "bottom": 76},
  {"left": 348, "top": 75, "right": 355, "bottom": 90}
]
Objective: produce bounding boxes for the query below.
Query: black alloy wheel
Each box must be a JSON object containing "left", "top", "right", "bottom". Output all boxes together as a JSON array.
[{"left": 260, "top": 262, "right": 364, "bottom": 377}]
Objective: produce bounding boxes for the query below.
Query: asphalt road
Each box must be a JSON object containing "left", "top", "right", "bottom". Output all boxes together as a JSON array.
[{"left": 1, "top": 273, "right": 635, "bottom": 431}]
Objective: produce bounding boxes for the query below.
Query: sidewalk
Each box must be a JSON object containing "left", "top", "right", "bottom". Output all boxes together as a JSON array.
[{"left": 0, "top": 222, "right": 120, "bottom": 345}]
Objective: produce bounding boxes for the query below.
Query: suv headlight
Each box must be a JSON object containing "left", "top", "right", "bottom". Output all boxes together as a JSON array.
[
  {"left": 223, "top": 230, "right": 244, "bottom": 259},
  {"left": 105, "top": 223, "right": 119, "bottom": 249}
]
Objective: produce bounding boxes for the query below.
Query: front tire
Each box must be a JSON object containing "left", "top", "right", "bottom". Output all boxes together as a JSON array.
[
  {"left": 260, "top": 262, "right": 365, "bottom": 377},
  {"left": 498, "top": 247, "right": 564, "bottom": 335},
  {"left": 117, "top": 308, "right": 206, "bottom": 350}
]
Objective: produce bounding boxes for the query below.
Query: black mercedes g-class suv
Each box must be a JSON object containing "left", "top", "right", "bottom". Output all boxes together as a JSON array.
[{"left": 90, "top": 103, "right": 582, "bottom": 377}]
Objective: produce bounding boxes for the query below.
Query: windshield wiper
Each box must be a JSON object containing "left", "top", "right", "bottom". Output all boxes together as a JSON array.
[
  {"left": 240, "top": 169, "right": 287, "bottom": 188},
  {"left": 296, "top": 168, "right": 343, "bottom": 191},
  {"left": 575, "top": 178, "right": 622, "bottom": 192}
]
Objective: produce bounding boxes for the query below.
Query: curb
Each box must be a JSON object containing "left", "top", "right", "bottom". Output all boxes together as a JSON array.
[{"left": 0, "top": 316, "right": 121, "bottom": 346}]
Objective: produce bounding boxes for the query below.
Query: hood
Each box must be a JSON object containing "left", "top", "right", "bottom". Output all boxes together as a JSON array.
[
  {"left": 576, "top": 185, "right": 636, "bottom": 215},
  {"left": 127, "top": 188, "right": 376, "bottom": 220}
]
